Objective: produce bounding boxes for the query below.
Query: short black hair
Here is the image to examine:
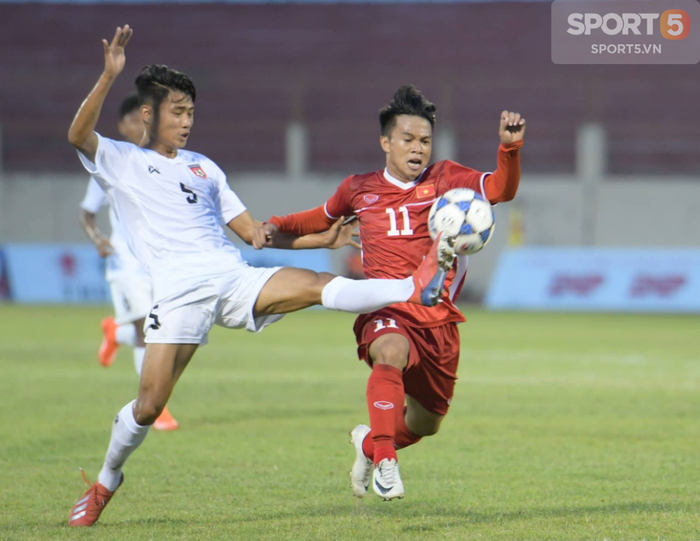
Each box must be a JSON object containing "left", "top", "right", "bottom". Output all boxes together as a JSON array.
[
  {"left": 118, "top": 91, "right": 140, "bottom": 120},
  {"left": 135, "top": 65, "right": 197, "bottom": 111},
  {"left": 379, "top": 85, "right": 437, "bottom": 137}
]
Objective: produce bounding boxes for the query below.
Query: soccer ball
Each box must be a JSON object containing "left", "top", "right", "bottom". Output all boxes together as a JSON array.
[{"left": 428, "top": 188, "right": 495, "bottom": 255}]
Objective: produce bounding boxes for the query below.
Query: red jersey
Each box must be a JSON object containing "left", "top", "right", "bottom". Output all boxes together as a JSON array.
[{"left": 325, "top": 160, "right": 488, "bottom": 328}]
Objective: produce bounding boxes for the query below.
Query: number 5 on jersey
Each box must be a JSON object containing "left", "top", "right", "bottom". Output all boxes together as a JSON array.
[
  {"left": 386, "top": 207, "right": 413, "bottom": 237},
  {"left": 180, "top": 182, "right": 198, "bottom": 204}
]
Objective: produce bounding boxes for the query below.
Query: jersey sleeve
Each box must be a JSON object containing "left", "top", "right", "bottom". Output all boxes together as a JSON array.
[
  {"left": 212, "top": 163, "right": 246, "bottom": 223},
  {"left": 442, "top": 161, "right": 490, "bottom": 198},
  {"left": 324, "top": 176, "right": 355, "bottom": 219},
  {"left": 269, "top": 206, "right": 335, "bottom": 235},
  {"left": 482, "top": 141, "right": 523, "bottom": 204},
  {"left": 80, "top": 177, "right": 107, "bottom": 214},
  {"left": 76, "top": 133, "right": 135, "bottom": 189}
]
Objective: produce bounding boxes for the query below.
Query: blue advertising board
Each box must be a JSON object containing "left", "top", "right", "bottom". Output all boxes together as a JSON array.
[
  {"left": 1, "top": 243, "right": 332, "bottom": 304},
  {"left": 486, "top": 248, "right": 700, "bottom": 313}
]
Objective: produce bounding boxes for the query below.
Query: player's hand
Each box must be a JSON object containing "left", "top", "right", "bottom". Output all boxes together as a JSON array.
[
  {"left": 499, "top": 110, "right": 526, "bottom": 146},
  {"left": 325, "top": 217, "right": 361, "bottom": 250},
  {"left": 252, "top": 222, "right": 279, "bottom": 250},
  {"left": 102, "top": 25, "right": 133, "bottom": 79},
  {"left": 94, "top": 235, "right": 114, "bottom": 258}
]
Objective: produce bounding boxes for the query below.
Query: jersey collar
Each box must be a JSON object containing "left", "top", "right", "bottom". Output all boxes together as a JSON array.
[
  {"left": 383, "top": 167, "right": 426, "bottom": 190},
  {"left": 143, "top": 147, "right": 184, "bottom": 164}
]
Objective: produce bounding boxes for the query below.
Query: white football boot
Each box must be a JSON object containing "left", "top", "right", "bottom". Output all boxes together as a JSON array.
[
  {"left": 349, "top": 424, "right": 373, "bottom": 498},
  {"left": 372, "top": 458, "right": 405, "bottom": 501}
]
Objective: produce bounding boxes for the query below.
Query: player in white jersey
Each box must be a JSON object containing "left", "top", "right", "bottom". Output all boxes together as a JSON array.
[
  {"left": 67, "top": 25, "right": 457, "bottom": 527},
  {"left": 79, "top": 93, "right": 179, "bottom": 431}
]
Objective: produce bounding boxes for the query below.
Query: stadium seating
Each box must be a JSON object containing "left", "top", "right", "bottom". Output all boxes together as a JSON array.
[{"left": 0, "top": 3, "right": 696, "bottom": 175}]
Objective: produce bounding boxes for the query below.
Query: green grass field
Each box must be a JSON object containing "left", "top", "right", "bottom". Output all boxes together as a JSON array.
[{"left": 0, "top": 305, "right": 698, "bottom": 540}]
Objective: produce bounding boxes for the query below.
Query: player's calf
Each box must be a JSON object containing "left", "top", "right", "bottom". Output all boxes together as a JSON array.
[{"left": 405, "top": 395, "right": 446, "bottom": 437}]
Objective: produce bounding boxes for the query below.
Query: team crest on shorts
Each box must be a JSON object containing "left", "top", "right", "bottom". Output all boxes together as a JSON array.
[{"left": 189, "top": 164, "right": 207, "bottom": 179}]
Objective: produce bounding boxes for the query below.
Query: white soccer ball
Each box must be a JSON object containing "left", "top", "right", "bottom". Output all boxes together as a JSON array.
[{"left": 428, "top": 188, "right": 495, "bottom": 255}]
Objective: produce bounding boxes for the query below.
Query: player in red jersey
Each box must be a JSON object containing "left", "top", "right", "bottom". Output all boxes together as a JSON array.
[{"left": 254, "top": 85, "right": 525, "bottom": 500}]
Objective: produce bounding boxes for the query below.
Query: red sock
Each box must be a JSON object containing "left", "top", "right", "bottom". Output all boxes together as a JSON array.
[
  {"left": 394, "top": 406, "right": 422, "bottom": 450},
  {"left": 362, "top": 406, "right": 422, "bottom": 460},
  {"left": 366, "top": 364, "right": 404, "bottom": 464}
]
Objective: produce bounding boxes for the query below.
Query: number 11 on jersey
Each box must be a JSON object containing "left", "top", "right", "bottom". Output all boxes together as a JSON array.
[{"left": 386, "top": 207, "right": 413, "bottom": 237}]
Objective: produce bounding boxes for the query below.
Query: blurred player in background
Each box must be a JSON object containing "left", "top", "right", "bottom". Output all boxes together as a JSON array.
[
  {"left": 66, "top": 27, "right": 457, "bottom": 527},
  {"left": 257, "top": 85, "right": 525, "bottom": 501},
  {"left": 79, "top": 92, "right": 178, "bottom": 432}
]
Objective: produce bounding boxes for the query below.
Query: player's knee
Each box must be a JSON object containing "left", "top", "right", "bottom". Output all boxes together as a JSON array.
[
  {"left": 314, "top": 272, "right": 336, "bottom": 296},
  {"left": 133, "top": 396, "right": 164, "bottom": 426},
  {"left": 371, "top": 344, "right": 409, "bottom": 370},
  {"left": 303, "top": 272, "right": 336, "bottom": 305}
]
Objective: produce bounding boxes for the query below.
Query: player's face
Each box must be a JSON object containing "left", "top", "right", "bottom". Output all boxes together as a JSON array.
[
  {"left": 117, "top": 110, "right": 145, "bottom": 146},
  {"left": 381, "top": 115, "right": 433, "bottom": 182},
  {"left": 143, "top": 90, "right": 195, "bottom": 151}
]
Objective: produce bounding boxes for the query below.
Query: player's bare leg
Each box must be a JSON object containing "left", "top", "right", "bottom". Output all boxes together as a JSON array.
[
  {"left": 255, "top": 266, "right": 419, "bottom": 315},
  {"left": 133, "top": 323, "right": 180, "bottom": 431},
  {"left": 404, "top": 394, "right": 445, "bottom": 437},
  {"left": 134, "top": 343, "right": 196, "bottom": 424},
  {"left": 254, "top": 232, "right": 455, "bottom": 317},
  {"left": 253, "top": 268, "right": 336, "bottom": 314},
  {"left": 69, "top": 343, "right": 196, "bottom": 527}
]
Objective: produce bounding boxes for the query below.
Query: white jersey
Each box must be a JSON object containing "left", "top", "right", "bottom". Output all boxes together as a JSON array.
[
  {"left": 80, "top": 176, "right": 145, "bottom": 281},
  {"left": 78, "top": 134, "right": 248, "bottom": 300}
]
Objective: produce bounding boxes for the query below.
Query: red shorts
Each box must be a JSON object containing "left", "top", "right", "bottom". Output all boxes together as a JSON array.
[{"left": 354, "top": 309, "right": 461, "bottom": 416}]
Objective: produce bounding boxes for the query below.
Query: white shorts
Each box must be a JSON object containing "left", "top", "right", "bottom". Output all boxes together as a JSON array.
[
  {"left": 109, "top": 273, "right": 153, "bottom": 325},
  {"left": 144, "top": 265, "right": 284, "bottom": 345}
]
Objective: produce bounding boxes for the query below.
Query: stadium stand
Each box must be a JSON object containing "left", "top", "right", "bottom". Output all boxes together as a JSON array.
[{"left": 0, "top": 3, "right": 696, "bottom": 175}]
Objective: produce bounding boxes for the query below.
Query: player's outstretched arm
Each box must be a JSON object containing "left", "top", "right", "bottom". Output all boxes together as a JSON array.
[
  {"left": 483, "top": 110, "right": 526, "bottom": 204},
  {"left": 232, "top": 212, "right": 359, "bottom": 251},
  {"left": 266, "top": 217, "right": 359, "bottom": 250},
  {"left": 68, "top": 25, "right": 133, "bottom": 162}
]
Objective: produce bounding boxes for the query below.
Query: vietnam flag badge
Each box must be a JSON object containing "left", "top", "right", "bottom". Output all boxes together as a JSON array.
[{"left": 416, "top": 184, "right": 435, "bottom": 199}]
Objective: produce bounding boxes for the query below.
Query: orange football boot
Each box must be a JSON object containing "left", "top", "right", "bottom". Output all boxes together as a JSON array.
[
  {"left": 153, "top": 406, "right": 179, "bottom": 431},
  {"left": 98, "top": 317, "right": 119, "bottom": 367},
  {"left": 68, "top": 469, "right": 122, "bottom": 527},
  {"left": 408, "top": 231, "right": 456, "bottom": 306}
]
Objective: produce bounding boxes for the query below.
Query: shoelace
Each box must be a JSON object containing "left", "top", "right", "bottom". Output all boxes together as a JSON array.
[
  {"left": 78, "top": 468, "right": 105, "bottom": 507},
  {"left": 79, "top": 467, "right": 92, "bottom": 487},
  {"left": 379, "top": 461, "right": 399, "bottom": 486}
]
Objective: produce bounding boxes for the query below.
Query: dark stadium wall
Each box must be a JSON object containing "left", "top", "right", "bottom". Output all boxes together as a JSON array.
[{"left": 0, "top": 3, "right": 696, "bottom": 174}]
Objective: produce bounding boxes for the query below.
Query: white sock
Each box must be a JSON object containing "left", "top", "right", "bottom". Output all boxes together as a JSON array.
[
  {"left": 133, "top": 347, "right": 145, "bottom": 376},
  {"left": 97, "top": 400, "right": 151, "bottom": 491},
  {"left": 321, "top": 276, "right": 415, "bottom": 314},
  {"left": 115, "top": 324, "right": 137, "bottom": 346}
]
